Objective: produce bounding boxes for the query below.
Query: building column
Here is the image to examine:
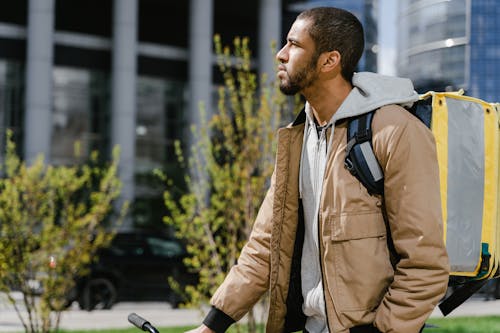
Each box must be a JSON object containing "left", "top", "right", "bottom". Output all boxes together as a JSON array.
[
  {"left": 110, "top": 0, "right": 138, "bottom": 229},
  {"left": 188, "top": 0, "right": 213, "bottom": 134},
  {"left": 24, "top": 0, "right": 54, "bottom": 164},
  {"left": 258, "top": 0, "right": 282, "bottom": 83}
]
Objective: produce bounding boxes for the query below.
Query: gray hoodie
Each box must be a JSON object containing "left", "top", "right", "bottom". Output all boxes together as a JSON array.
[{"left": 299, "top": 72, "right": 419, "bottom": 333}]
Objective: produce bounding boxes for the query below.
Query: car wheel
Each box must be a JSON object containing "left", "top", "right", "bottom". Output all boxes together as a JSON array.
[{"left": 78, "top": 277, "right": 117, "bottom": 311}]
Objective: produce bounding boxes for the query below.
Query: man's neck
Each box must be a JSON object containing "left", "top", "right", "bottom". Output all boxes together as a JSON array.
[{"left": 303, "top": 78, "right": 353, "bottom": 126}]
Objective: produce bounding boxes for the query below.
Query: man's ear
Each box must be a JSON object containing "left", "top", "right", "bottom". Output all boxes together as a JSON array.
[{"left": 320, "top": 50, "right": 341, "bottom": 73}]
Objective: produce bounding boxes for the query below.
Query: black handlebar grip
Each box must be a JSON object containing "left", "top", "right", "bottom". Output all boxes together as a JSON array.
[
  {"left": 128, "top": 313, "right": 160, "bottom": 333},
  {"left": 128, "top": 313, "right": 148, "bottom": 330}
]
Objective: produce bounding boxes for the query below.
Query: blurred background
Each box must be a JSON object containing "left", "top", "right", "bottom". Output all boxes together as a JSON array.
[{"left": 0, "top": 0, "right": 498, "bottom": 231}]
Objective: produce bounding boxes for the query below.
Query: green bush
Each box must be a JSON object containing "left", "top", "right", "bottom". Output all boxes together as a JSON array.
[{"left": 0, "top": 131, "right": 126, "bottom": 333}]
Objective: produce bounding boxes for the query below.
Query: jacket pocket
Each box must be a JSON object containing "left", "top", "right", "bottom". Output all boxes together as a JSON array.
[{"left": 325, "top": 211, "right": 394, "bottom": 312}]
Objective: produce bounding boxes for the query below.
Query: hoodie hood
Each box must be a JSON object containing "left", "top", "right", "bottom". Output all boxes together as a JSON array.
[{"left": 303, "top": 72, "right": 419, "bottom": 126}]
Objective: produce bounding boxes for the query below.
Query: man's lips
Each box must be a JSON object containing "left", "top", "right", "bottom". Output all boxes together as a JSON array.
[{"left": 277, "top": 65, "right": 287, "bottom": 78}]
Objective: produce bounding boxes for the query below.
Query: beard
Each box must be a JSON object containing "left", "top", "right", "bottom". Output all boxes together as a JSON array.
[{"left": 279, "top": 55, "right": 319, "bottom": 95}]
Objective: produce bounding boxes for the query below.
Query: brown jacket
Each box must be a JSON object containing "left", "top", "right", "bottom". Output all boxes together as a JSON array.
[{"left": 209, "top": 104, "right": 449, "bottom": 333}]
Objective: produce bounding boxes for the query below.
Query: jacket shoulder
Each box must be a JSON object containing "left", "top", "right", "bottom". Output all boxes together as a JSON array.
[
  {"left": 371, "top": 104, "right": 431, "bottom": 136},
  {"left": 374, "top": 104, "right": 421, "bottom": 126}
]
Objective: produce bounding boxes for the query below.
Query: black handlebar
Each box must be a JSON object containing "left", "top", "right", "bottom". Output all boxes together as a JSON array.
[{"left": 128, "top": 313, "right": 160, "bottom": 333}]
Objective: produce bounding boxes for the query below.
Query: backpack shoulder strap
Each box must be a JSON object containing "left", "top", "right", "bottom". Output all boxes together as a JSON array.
[
  {"left": 344, "top": 110, "right": 384, "bottom": 195},
  {"left": 345, "top": 112, "right": 400, "bottom": 268}
]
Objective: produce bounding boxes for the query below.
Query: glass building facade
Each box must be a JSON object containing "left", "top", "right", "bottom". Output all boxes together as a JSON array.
[
  {"left": 469, "top": 0, "right": 500, "bottom": 102},
  {"left": 397, "top": 0, "right": 500, "bottom": 102},
  {"left": 0, "top": 0, "right": 379, "bottom": 230},
  {"left": 0, "top": 0, "right": 293, "bottom": 230},
  {"left": 0, "top": 60, "right": 24, "bottom": 163}
]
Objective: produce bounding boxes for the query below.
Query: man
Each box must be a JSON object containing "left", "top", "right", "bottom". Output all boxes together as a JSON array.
[{"left": 186, "top": 7, "right": 449, "bottom": 333}]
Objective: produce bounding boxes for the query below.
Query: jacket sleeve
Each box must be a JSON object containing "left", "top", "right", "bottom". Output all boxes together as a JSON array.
[
  {"left": 204, "top": 171, "right": 276, "bottom": 332},
  {"left": 371, "top": 106, "right": 450, "bottom": 333}
]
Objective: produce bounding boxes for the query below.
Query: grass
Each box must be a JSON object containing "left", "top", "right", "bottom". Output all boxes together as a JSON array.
[
  {"left": 17, "top": 317, "right": 500, "bottom": 333},
  {"left": 424, "top": 316, "right": 500, "bottom": 332}
]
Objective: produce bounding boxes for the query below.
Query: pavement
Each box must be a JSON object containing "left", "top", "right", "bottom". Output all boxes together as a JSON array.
[
  {"left": 0, "top": 297, "right": 204, "bottom": 332},
  {"left": 0, "top": 293, "right": 499, "bottom": 332}
]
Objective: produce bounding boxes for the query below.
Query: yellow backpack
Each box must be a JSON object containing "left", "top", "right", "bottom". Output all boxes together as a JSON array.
[{"left": 344, "top": 91, "right": 500, "bottom": 315}]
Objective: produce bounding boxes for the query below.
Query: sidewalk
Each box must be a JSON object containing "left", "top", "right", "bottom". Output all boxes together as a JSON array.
[
  {"left": 0, "top": 300, "right": 204, "bottom": 332},
  {"left": 0, "top": 294, "right": 499, "bottom": 332}
]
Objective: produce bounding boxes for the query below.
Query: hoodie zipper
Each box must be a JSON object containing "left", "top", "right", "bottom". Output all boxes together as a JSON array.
[
  {"left": 314, "top": 126, "right": 327, "bottom": 199},
  {"left": 313, "top": 125, "right": 333, "bottom": 332}
]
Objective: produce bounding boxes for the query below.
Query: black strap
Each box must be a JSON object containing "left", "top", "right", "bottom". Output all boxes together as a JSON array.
[
  {"left": 356, "top": 113, "right": 372, "bottom": 142},
  {"left": 345, "top": 111, "right": 384, "bottom": 195},
  {"left": 380, "top": 201, "right": 400, "bottom": 267},
  {"left": 439, "top": 279, "right": 489, "bottom": 316},
  {"left": 345, "top": 112, "right": 373, "bottom": 157}
]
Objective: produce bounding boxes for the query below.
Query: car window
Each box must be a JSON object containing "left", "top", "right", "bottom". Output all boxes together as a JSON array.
[
  {"left": 109, "top": 240, "right": 147, "bottom": 257},
  {"left": 146, "top": 237, "right": 183, "bottom": 258}
]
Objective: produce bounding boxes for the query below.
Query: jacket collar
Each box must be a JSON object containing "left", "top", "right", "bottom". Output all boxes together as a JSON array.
[{"left": 292, "top": 108, "right": 307, "bottom": 126}]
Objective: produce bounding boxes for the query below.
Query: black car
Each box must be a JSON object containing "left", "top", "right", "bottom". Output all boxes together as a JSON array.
[{"left": 73, "top": 231, "right": 196, "bottom": 311}]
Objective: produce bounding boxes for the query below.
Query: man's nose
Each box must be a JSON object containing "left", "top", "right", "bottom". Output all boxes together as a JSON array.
[{"left": 276, "top": 45, "right": 287, "bottom": 63}]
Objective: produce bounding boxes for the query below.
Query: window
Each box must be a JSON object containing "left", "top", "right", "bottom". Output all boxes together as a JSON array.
[
  {"left": 51, "top": 67, "right": 109, "bottom": 165},
  {"left": 147, "top": 237, "right": 183, "bottom": 258},
  {"left": 133, "top": 77, "right": 186, "bottom": 230},
  {"left": 0, "top": 59, "right": 24, "bottom": 161}
]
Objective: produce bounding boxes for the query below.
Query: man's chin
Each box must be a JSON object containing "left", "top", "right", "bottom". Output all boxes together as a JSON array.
[{"left": 279, "top": 84, "right": 300, "bottom": 96}]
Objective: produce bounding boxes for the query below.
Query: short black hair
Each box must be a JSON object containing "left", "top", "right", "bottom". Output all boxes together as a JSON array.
[{"left": 297, "top": 7, "right": 365, "bottom": 82}]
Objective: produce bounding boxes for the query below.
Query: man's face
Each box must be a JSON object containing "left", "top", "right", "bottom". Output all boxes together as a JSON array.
[{"left": 276, "top": 19, "right": 320, "bottom": 95}]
